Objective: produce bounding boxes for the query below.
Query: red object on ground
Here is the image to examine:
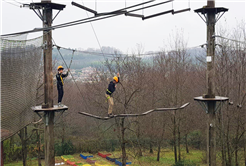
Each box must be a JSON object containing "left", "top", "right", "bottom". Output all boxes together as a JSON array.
[
  {"left": 98, "top": 152, "right": 111, "bottom": 158},
  {"left": 86, "top": 158, "right": 96, "bottom": 164},
  {"left": 67, "top": 160, "right": 76, "bottom": 165}
]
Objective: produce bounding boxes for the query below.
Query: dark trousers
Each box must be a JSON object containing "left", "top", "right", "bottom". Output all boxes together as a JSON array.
[{"left": 57, "top": 86, "right": 64, "bottom": 103}]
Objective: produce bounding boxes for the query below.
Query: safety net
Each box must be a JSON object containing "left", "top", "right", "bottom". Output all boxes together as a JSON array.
[{"left": 1, "top": 35, "right": 43, "bottom": 141}]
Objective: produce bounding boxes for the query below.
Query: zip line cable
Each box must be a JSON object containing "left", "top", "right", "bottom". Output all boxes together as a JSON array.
[
  {"left": 53, "top": 43, "right": 204, "bottom": 57},
  {"left": 53, "top": 0, "right": 170, "bottom": 30},
  {"left": 81, "top": 0, "right": 106, "bottom": 59},
  {"left": 13, "top": 0, "right": 23, "bottom": 5},
  {"left": 2, "top": 0, "right": 180, "bottom": 37},
  {"left": 53, "top": 45, "right": 113, "bottom": 58},
  {"left": 3, "top": 0, "right": 20, "bottom": 7},
  {"left": 214, "top": 35, "right": 245, "bottom": 44},
  {"left": 55, "top": 0, "right": 155, "bottom": 29},
  {"left": 53, "top": 44, "right": 159, "bottom": 57},
  {"left": 1, "top": 0, "right": 155, "bottom": 36}
]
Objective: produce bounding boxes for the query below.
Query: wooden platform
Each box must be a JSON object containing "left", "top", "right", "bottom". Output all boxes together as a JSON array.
[
  {"left": 78, "top": 103, "right": 190, "bottom": 120},
  {"left": 31, "top": 105, "right": 68, "bottom": 112}
]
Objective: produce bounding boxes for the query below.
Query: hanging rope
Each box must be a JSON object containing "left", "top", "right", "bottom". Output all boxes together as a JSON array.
[
  {"left": 52, "top": 38, "right": 90, "bottom": 112},
  {"left": 81, "top": 0, "right": 106, "bottom": 60},
  {"left": 95, "top": 0, "right": 97, "bottom": 11},
  {"left": 142, "top": 0, "right": 144, "bottom": 16},
  {"left": 68, "top": 49, "right": 75, "bottom": 69}
]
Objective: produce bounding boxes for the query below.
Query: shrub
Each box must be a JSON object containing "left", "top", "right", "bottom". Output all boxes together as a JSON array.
[{"left": 55, "top": 140, "right": 75, "bottom": 156}]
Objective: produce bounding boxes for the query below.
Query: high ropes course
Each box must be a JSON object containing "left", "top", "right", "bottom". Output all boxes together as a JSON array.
[
  {"left": 52, "top": 38, "right": 191, "bottom": 120},
  {"left": 1, "top": 0, "right": 192, "bottom": 165}
]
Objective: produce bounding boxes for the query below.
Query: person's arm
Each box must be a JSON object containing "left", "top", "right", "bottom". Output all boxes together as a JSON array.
[
  {"left": 62, "top": 69, "right": 69, "bottom": 78},
  {"left": 117, "top": 72, "right": 120, "bottom": 83}
]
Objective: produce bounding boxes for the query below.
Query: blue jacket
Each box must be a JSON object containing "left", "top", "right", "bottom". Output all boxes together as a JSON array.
[
  {"left": 56, "top": 72, "right": 68, "bottom": 88},
  {"left": 106, "top": 77, "right": 120, "bottom": 96}
]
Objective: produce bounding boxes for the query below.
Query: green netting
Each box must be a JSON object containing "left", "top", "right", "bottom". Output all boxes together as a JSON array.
[{"left": 1, "top": 35, "right": 43, "bottom": 141}]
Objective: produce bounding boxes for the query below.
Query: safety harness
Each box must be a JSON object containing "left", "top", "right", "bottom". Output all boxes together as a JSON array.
[
  {"left": 106, "top": 89, "right": 112, "bottom": 101},
  {"left": 60, "top": 75, "right": 64, "bottom": 85}
]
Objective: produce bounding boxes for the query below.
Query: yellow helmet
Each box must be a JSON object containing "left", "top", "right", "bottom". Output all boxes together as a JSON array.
[
  {"left": 113, "top": 76, "right": 118, "bottom": 83},
  {"left": 57, "top": 66, "right": 64, "bottom": 70}
]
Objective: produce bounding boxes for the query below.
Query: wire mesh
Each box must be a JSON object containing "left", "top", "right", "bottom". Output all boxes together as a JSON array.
[{"left": 1, "top": 35, "right": 43, "bottom": 141}]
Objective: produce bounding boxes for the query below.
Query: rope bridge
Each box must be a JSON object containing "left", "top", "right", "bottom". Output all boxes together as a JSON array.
[{"left": 1, "top": 35, "right": 43, "bottom": 141}]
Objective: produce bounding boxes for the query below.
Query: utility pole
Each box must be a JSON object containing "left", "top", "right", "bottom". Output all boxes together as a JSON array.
[
  {"left": 194, "top": 1, "right": 228, "bottom": 166},
  {"left": 206, "top": 1, "right": 216, "bottom": 164},
  {"left": 29, "top": 1, "right": 67, "bottom": 165},
  {"left": 43, "top": 2, "right": 55, "bottom": 165}
]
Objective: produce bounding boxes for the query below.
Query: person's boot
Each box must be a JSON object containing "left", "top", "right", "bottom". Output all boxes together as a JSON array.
[{"left": 58, "top": 102, "right": 64, "bottom": 107}]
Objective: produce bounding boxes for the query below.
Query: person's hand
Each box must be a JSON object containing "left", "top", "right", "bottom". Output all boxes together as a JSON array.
[
  {"left": 68, "top": 68, "right": 70, "bottom": 72},
  {"left": 117, "top": 72, "right": 120, "bottom": 77}
]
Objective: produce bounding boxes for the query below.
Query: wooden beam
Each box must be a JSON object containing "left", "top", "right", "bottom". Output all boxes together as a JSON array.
[
  {"left": 71, "top": 1, "right": 97, "bottom": 15},
  {"left": 78, "top": 103, "right": 190, "bottom": 120},
  {"left": 142, "top": 10, "right": 173, "bottom": 20},
  {"left": 172, "top": 8, "right": 190, "bottom": 15},
  {"left": 125, "top": 13, "right": 144, "bottom": 18}
]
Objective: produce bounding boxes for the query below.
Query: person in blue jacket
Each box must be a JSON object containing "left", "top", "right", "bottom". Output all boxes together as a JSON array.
[
  {"left": 56, "top": 66, "right": 69, "bottom": 107},
  {"left": 105, "top": 73, "right": 120, "bottom": 117}
]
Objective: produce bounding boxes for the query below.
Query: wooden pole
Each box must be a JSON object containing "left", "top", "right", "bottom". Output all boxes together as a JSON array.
[
  {"left": 1, "top": 141, "right": 4, "bottom": 166},
  {"left": 42, "top": 0, "right": 55, "bottom": 165},
  {"left": 42, "top": 0, "right": 53, "bottom": 109},
  {"left": 206, "top": 0, "right": 216, "bottom": 165}
]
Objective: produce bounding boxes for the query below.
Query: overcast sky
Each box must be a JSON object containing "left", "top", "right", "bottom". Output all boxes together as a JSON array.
[{"left": 1, "top": 0, "right": 245, "bottom": 52}]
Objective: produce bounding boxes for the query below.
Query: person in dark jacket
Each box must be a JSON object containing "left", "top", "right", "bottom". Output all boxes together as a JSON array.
[
  {"left": 56, "top": 66, "right": 69, "bottom": 107},
  {"left": 106, "top": 73, "right": 120, "bottom": 117}
]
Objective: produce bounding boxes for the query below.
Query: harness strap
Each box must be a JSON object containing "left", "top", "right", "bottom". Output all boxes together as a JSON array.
[
  {"left": 107, "top": 89, "right": 112, "bottom": 94},
  {"left": 60, "top": 75, "right": 64, "bottom": 85}
]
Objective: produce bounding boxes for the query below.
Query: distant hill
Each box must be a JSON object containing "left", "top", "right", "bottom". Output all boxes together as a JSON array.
[
  {"left": 52, "top": 46, "right": 122, "bottom": 69},
  {"left": 52, "top": 46, "right": 206, "bottom": 69}
]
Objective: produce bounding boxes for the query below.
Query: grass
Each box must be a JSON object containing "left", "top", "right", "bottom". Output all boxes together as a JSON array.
[
  {"left": 129, "top": 149, "right": 207, "bottom": 166},
  {"left": 3, "top": 149, "right": 215, "bottom": 166}
]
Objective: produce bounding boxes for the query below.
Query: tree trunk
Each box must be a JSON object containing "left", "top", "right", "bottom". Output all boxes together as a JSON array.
[
  {"left": 120, "top": 118, "right": 127, "bottom": 166},
  {"left": 235, "top": 121, "right": 239, "bottom": 166},
  {"left": 227, "top": 119, "right": 231, "bottom": 166},
  {"left": 62, "top": 120, "right": 65, "bottom": 155},
  {"left": 220, "top": 114, "right": 226, "bottom": 166},
  {"left": 221, "top": 139, "right": 225, "bottom": 166},
  {"left": 149, "top": 116, "right": 154, "bottom": 154},
  {"left": 244, "top": 143, "right": 246, "bottom": 166},
  {"left": 178, "top": 128, "right": 181, "bottom": 161},
  {"left": 137, "top": 122, "right": 142, "bottom": 157},
  {"left": 173, "top": 116, "right": 177, "bottom": 163},
  {"left": 157, "top": 122, "right": 165, "bottom": 162},
  {"left": 185, "top": 134, "right": 189, "bottom": 154},
  {"left": 10, "top": 136, "right": 14, "bottom": 161},
  {"left": 36, "top": 129, "right": 42, "bottom": 166},
  {"left": 20, "top": 127, "right": 27, "bottom": 166},
  {"left": 157, "top": 143, "right": 161, "bottom": 161},
  {"left": 150, "top": 141, "right": 153, "bottom": 154}
]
